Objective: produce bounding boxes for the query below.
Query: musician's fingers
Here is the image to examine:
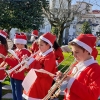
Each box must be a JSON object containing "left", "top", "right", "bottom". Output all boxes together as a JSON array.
[
  {"left": 56, "top": 71, "right": 62, "bottom": 76},
  {"left": 22, "top": 54, "right": 28, "bottom": 60},
  {"left": 64, "top": 75, "right": 72, "bottom": 81}
]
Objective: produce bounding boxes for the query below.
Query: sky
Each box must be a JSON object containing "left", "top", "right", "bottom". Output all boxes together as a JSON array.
[{"left": 72, "top": 0, "right": 100, "bottom": 10}]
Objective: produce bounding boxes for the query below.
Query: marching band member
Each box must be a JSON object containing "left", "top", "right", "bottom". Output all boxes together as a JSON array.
[
  {"left": 0, "top": 30, "right": 8, "bottom": 100},
  {"left": 1, "top": 33, "right": 31, "bottom": 100},
  {"left": 22, "top": 32, "right": 57, "bottom": 100},
  {"left": 58, "top": 34, "right": 100, "bottom": 100},
  {"left": 29, "top": 30, "right": 39, "bottom": 53}
]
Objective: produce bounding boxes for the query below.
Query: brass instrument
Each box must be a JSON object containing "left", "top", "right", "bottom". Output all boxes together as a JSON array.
[
  {"left": 0, "top": 49, "right": 19, "bottom": 71},
  {"left": 6, "top": 51, "right": 39, "bottom": 74},
  {"left": 42, "top": 58, "right": 76, "bottom": 100},
  {"left": 0, "top": 61, "right": 8, "bottom": 69},
  {"left": 0, "top": 54, "right": 8, "bottom": 69}
]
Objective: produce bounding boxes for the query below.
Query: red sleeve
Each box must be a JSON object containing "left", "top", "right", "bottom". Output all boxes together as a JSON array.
[
  {"left": 5, "top": 57, "right": 18, "bottom": 68},
  {"left": 29, "top": 52, "right": 56, "bottom": 78},
  {"left": 30, "top": 41, "right": 39, "bottom": 53},
  {"left": 0, "top": 45, "right": 8, "bottom": 63},
  {"left": 55, "top": 47, "right": 64, "bottom": 63},
  {"left": 0, "top": 45, "right": 7, "bottom": 56}
]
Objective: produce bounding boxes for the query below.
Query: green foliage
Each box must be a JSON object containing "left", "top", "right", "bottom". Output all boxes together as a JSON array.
[
  {"left": 81, "top": 21, "right": 92, "bottom": 34},
  {"left": 51, "top": 26, "right": 58, "bottom": 36},
  {"left": 0, "top": 0, "right": 49, "bottom": 31}
]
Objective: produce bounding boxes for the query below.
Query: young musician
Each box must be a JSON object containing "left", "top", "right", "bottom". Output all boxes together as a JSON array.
[
  {"left": 22, "top": 32, "right": 57, "bottom": 99},
  {"left": 29, "top": 30, "right": 39, "bottom": 53},
  {"left": 58, "top": 34, "right": 100, "bottom": 100},
  {"left": 0, "top": 30, "right": 8, "bottom": 100},
  {"left": 0, "top": 33, "right": 31, "bottom": 100}
]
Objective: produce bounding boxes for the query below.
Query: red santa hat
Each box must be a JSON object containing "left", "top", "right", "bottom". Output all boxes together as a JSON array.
[
  {"left": 86, "top": 34, "right": 97, "bottom": 46},
  {"left": 31, "top": 30, "right": 38, "bottom": 37},
  {"left": 14, "top": 33, "right": 27, "bottom": 44},
  {"left": 39, "top": 32, "right": 56, "bottom": 47},
  {"left": 71, "top": 34, "right": 96, "bottom": 54},
  {"left": 0, "top": 30, "right": 7, "bottom": 38}
]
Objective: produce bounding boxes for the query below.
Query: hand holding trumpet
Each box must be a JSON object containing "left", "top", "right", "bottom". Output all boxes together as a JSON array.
[{"left": 55, "top": 71, "right": 72, "bottom": 82}]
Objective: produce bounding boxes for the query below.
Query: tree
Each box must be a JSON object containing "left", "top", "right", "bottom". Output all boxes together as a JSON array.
[
  {"left": 0, "top": 0, "right": 49, "bottom": 33},
  {"left": 42, "top": 0, "right": 93, "bottom": 45},
  {"left": 81, "top": 21, "right": 92, "bottom": 34},
  {"left": 42, "top": 0, "right": 72, "bottom": 45},
  {"left": 51, "top": 26, "right": 58, "bottom": 36}
]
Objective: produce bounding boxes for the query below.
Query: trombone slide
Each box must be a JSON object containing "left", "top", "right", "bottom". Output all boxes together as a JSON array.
[
  {"left": 6, "top": 60, "right": 26, "bottom": 74},
  {"left": 42, "top": 59, "right": 76, "bottom": 100}
]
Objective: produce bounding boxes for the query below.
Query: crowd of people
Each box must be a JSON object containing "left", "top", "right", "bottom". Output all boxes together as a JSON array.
[{"left": 0, "top": 29, "right": 100, "bottom": 100}]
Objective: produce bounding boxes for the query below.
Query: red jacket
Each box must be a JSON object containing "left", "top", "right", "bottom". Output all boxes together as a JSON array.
[
  {"left": 23, "top": 49, "right": 57, "bottom": 99},
  {"left": 30, "top": 40, "right": 39, "bottom": 53},
  {"left": 5, "top": 48, "right": 31, "bottom": 80},
  {"left": 0, "top": 44, "right": 7, "bottom": 82},
  {"left": 64, "top": 58, "right": 100, "bottom": 100},
  {"left": 54, "top": 47, "right": 64, "bottom": 65}
]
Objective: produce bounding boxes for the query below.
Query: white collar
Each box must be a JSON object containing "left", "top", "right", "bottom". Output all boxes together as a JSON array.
[
  {"left": 76, "top": 56, "right": 97, "bottom": 71},
  {"left": 39, "top": 48, "right": 53, "bottom": 56},
  {"left": 72, "top": 57, "right": 97, "bottom": 78}
]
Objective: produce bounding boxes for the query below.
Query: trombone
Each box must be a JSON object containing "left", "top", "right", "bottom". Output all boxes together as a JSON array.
[{"left": 42, "top": 56, "right": 76, "bottom": 100}]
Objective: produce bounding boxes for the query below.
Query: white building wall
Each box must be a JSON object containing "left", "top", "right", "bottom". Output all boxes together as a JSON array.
[
  {"left": 39, "top": 17, "right": 51, "bottom": 33},
  {"left": 50, "top": 0, "right": 68, "bottom": 9},
  {"left": 39, "top": 24, "right": 51, "bottom": 33}
]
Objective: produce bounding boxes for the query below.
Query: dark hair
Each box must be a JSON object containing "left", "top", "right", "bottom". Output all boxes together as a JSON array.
[
  {"left": 12, "top": 44, "right": 16, "bottom": 50},
  {"left": 0, "top": 35, "right": 8, "bottom": 51},
  {"left": 53, "top": 41, "right": 60, "bottom": 50},
  {"left": 25, "top": 45, "right": 27, "bottom": 48},
  {"left": 69, "top": 42, "right": 91, "bottom": 55},
  {"left": 35, "top": 37, "right": 38, "bottom": 40},
  {"left": 39, "top": 39, "right": 51, "bottom": 49}
]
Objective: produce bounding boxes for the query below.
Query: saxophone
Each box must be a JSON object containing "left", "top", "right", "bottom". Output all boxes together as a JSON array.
[{"left": 42, "top": 59, "right": 77, "bottom": 100}]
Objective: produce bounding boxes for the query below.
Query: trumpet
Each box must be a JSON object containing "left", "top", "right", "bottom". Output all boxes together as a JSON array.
[
  {"left": 42, "top": 58, "right": 76, "bottom": 100},
  {"left": 6, "top": 51, "right": 39, "bottom": 74},
  {"left": 0, "top": 54, "right": 8, "bottom": 69},
  {"left": 0, "top": 61, "right": 8, "bottom": 69},
  {"left": 6, "top": 59, "right": 27, "bottom": 74}
]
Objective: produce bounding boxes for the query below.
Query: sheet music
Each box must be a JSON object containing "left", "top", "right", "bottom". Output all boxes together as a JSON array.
[{"left": 22, "top": 69, "right": 37, "bottom": 92}]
